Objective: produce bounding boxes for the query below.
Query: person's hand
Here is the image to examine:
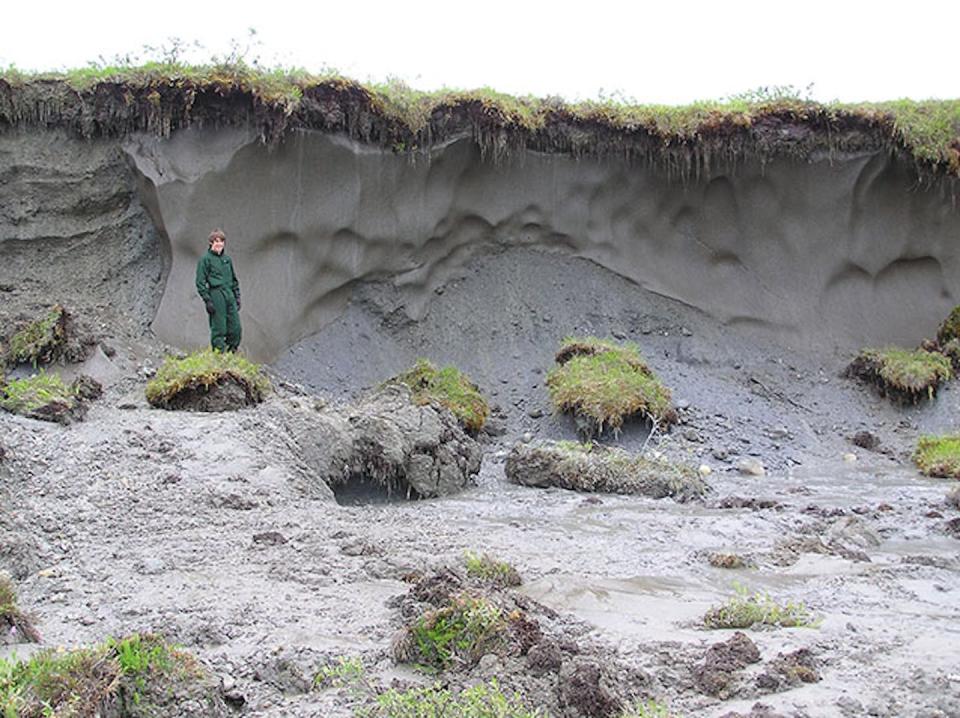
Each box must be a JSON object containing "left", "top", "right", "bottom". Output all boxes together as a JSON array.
[{"left": 204, "top": 299, "right": 215, "bottom": 316}]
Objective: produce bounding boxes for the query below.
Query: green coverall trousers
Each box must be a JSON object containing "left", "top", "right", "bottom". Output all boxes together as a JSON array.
[{"left": 208, "top": 287, "right": 241, "bottom": 352}]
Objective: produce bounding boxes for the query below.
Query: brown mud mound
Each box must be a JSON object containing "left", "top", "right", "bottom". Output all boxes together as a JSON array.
[
  {"left": 159, "top": 375, "right": 257, "bottom": 412},
  {"left": 284, "top": 383, "right": 482, "bottom": 500},
  {"left": 1, "top": 303, "right": 96, "bottom": 369},
  {"left": 505, "top": 440, "right": 708, "bottom": 502}
]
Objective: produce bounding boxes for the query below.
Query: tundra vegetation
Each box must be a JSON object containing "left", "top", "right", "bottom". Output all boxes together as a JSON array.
[
  {"left": 316, "top": 657, "right": 543, "bottom": 718},
  {"left": 546, "top": 338, "right": 675, "bottom": 438},
  {"left": 1, "top": 53, "right": 958, "bottom": 179},
  {"left": 0, "top": 633, "right": 219, "bottom": 717},
  {"left": 463, "top": 551, "right": 522, "bottom": 587},
  {"left": 913, "top": 434, "right": 960, "bottom": 479},
  {"left": 845, "top": 347, "right": 952, "bottom": 404},
  {"left": 401, "top": 594, "right": 507, "bottom": 670},
  {"left": 3, "top": 305, "right": 68, "bottom": 367},
  {"left": 394, "top": 359, "right": 489, "bottom": 433},
  {"left": 145, "top": 349, "right": 271, "bottom": 409},
  {"left": 703, "top": 584, "right": 819, "bottom": 630}
]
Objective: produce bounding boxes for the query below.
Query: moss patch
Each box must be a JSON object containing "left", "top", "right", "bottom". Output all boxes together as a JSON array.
[
  {"left": 0, "top": 633, "right": 226, "bottom": 717},
  {"left": 145, "top": 349, "right": 270, "bottom": 411},
  {"left": 936, "top": 305, "right": 960, "bottom": 345},
  {"left": 506, "top": 440, "right": 707, "bottom": 502},
  {"left": 394, "top": 359, "right": 489, "bottom": 433},
  {"left": 704, "top": 584, "right": 819, "bottom": 630},
  {"left": 914, "top": 434, "right": 960, "bottom": 479},
  {"left": 845, "top": 347, "right": 952, "bottom": 405},
  {"left": 5, "top": 305, "right": 68, "bottom": 367},
  {"left": 547, "top": 337, "right": 675, "bottom": 438}
]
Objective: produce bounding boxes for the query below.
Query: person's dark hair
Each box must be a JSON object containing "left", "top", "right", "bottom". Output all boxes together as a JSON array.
[{"left": 208, "top": 229, "right": 227, "bottom": 246}]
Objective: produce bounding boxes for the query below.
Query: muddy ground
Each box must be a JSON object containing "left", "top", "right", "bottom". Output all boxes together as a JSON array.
[{"left": 2, "top": 247, "right": 960, "bottom": 717}]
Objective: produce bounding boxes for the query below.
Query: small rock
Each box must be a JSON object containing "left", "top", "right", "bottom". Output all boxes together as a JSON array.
[
  {"left": 767, "top": 427, "right": 789, "bottom": 440},
  {"left": 681, "top": 327, "right": 693, "bottom": 336},
  {"left": 712, "top": 448, "right": 729, "bottom": 461},
  {"left": 736, "top": 458, "right": 766, "bottom": 477},
  {"left": 842, "top": 453, "right": 857, "bottom": 463},
  {"left": 699, "top": 464, "right": 712, "bottom": 476},
  {"left": 850, "top": 431, "right": 881, "bottom": 450},
  {"left": 946, "top": 486, "right": 960, "bottom": 510},
  {"left": 528, "top": 408, "right": 544, "bottom": 419},
  {"left": 522, "top": 432, "right": 533, "bottom": 443},
  {"left": 683, "top": 428, "right": 703, "bottom": 443},
  {"left": 252, "top": 531, "right": 288, "bottom": 546},
  {"left": 220, "top": 674, "right": 236, "bottom": 692},
  {"left": 675, "top": 398, "right": 691, "bottom": 410},
  {"left": 612, "top": 330, "right": 626, "bottom": 340}
]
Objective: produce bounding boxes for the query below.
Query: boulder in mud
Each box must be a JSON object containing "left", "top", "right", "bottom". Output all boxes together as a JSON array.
[
  {"left": 284, "top": 383, "right": 482, "bottom": 499},
  {"left": 505, "top": 440, "right": 708, "bottom": 502},
  {"left": 146, "top": 349, "right": 270, "bottom": 411}
]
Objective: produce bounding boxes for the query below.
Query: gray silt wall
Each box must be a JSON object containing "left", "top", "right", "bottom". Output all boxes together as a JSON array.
[
  {"left": 3, "top": 127, "right": 959, "bottom": 361},
  {"left": 0, "top": 130, "right": 164, "bottom": 328}
]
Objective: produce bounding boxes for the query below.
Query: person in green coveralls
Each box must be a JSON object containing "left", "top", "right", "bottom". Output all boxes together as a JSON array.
[{"left": 195, "top": 228, "right": 242, "bottom": 352}]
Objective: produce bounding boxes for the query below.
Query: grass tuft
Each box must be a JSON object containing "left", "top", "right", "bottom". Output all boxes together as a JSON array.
[
  {"left": 394, "top": 359, "right": 489, "bottom": 433},
  {"left": 703, "top": 583, "right": 819, "bottom": 629},
  {"left": 406, "top": 594, "right": 506, "bottom": 670},
  {"left": 547, "top": 337, "right": 675, "bottom": 437},
  {"left": 145, "top": 349, "right": 270, "bottom": 409},
  {"left": 5, "top": 305, "right": 68, "bottom": 367},
  {"left": 0, "top": 633, "right": 205, "bottom": 717},
  {"left": 846, "top": 347, "right": 952, "bottom": 404},
  {"left": 0, "top": 576, "right": 40, "bottom": 644},
  {"left": 0, "top": 372, "right": 75, "bottom": 414},
  {"left": 914, "top": 434, "right": 960, "bottom": 479},
  {"left": 936, "top": 305, "right": 960, "bottom": 345},
  {"left": 373, "top": 679, "right": 543, "bottom": 718},
  {"left": 463, "top": 551, "right": 522, "bottom": 587}
]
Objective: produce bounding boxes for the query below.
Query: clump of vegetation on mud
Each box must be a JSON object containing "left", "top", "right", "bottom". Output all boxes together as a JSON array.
[
  {"left": 398, "top": 593, "right": 507, "bottom": 670},
  {"left": 845, "top": 347, "right": 952, "bottom": 405},
  {"left": 0, "top": 633, "right": 225, "bottom": 717},
  {"left": 914, "top": 434, "right": 960, "bottom": 479},
  {"left": 3, "top": 305, "right": 74, "bottom": 368},
  {"left": 0, "top": 372, "right": 101, "bottom": 424},
  {"left": 145, "top": 349, "right": 270, "bottom": 410},
  {"left": 547, "top": 337, "right": 676, "bottom": 438},
  {"left": 3, "top": 56, "right": 959, "bottom": 180},
  {"left": 394, "top": 359, "right": 489, "bottom": 433},
  {"left": 0, "top": 575, "right": 41, "bottom": 644},
  {"left": 316, "top": 658, "right": 543, "bottom": 718},
  {"left": 703, "top": 584, "right": 819, "bottom": 630},
  {"left": 463, "top": 551, "right": 522, "bottom": 587},
  {"left": 506, "top": 440, "right": 707, "bottom": 502}
]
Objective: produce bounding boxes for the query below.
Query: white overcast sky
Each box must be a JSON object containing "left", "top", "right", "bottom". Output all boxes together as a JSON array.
[{"left": 3, "top": 1, "right": 957, "bottom": 105}]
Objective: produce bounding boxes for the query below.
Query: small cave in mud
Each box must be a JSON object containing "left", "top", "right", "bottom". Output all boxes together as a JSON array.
[{"left": 331, "top": 476, "right": 425, "bottom": 506}]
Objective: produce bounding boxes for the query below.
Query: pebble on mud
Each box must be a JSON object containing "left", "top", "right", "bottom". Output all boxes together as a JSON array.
[{"left": 736, "top": 458, "right": 766, "bottom": 476}]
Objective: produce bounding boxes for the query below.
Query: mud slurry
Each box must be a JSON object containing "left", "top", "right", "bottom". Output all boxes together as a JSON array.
[{"left": 1, "top": 247, "right": 960, "bottom": 716}]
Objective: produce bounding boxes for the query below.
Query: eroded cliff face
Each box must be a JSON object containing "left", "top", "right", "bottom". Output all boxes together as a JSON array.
[{"left": 120, "top": 128, "right": 960, "bottom": 362}]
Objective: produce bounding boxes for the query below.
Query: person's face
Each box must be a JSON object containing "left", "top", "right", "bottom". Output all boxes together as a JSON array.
[{"left": 211, "top": 237, "right": 225, "bottom": 254}]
